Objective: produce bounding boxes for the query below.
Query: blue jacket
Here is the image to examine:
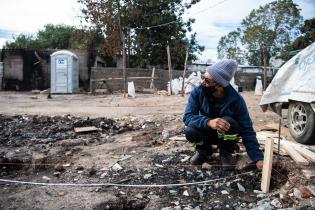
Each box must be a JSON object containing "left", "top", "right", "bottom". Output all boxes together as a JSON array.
[{"left": 183, "top": 85, "right": 263, "bottom": 162}]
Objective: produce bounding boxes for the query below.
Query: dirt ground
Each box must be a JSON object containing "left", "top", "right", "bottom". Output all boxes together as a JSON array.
[{"left": 0, "top": 91, "right": 314, "bottom": 210}]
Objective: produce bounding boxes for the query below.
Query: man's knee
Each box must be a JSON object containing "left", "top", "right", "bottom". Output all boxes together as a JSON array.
[
  {"left": 184, "top": 126, "right": 200, "bottom": 143},
  {"left": 222, "top": 116, "right": 240, "bottom": 134}
]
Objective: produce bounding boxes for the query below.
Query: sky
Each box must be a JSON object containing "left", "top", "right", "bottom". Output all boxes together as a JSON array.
[{"left": 0, "top": 0, "right": 314, "bottom": 62}]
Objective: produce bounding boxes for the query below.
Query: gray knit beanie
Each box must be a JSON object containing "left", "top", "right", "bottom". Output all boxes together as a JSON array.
[{"left": 206, "top": 59, "right": 238, "bottom": 87}]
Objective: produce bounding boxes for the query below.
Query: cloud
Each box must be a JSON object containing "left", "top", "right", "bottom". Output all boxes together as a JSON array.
[
  {"left": 0, "top": 0, "right": 81, "bottom": 32},
  {"left": 187, "top": 0, "right": 315, "bottom": 62},
  {"left": 0, "top": 0, "right": 314, "bottom": 62}
]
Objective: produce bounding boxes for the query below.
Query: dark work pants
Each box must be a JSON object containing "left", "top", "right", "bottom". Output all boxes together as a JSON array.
[{"left": 185, "top": 116, "right": 240, "bottom": 156}]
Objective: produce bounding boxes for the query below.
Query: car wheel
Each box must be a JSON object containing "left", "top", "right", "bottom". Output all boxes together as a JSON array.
[{"left": 288, "top": 101, "right": 315, "bottom": 144}]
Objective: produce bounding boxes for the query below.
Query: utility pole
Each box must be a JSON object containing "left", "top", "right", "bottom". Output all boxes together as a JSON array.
[
  {"left": 167, "top": 44, "right": 172, "bottom": 95},
  {"left": 263, "top": 45, "right": 268, "bottom": 91},
  {"left": 116, "top": 0, "right": 127, "bottom": 97},
  {"left": 181, "top": 47, "right": 189, "bottom": 97}
]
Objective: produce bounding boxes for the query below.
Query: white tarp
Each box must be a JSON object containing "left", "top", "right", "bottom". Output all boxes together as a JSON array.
[
  {"left": 184, "top": 71, "right": 202, "bottom": 94},
  {"left": 128, "top": 81, "right": 136, "bottom": 98},
  {"left": 260, "top": 42, "right": 315, "bottom": 105}
]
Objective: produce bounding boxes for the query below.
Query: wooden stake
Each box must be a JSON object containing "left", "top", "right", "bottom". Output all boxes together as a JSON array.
[
  {"left": 150, "top": 67, "right": 156, "bottom": 89},
  {"left": 182, "top": 47, "right": 189, "bottom": 97},
  {"left": 261, "top": 138, "right": 274, "bottom": 193},
  {"left": 167, "top": 45, "right": 172, "bottom": 95}
]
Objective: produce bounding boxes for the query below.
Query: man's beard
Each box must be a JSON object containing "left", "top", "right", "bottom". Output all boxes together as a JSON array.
[{"left": 201, "top": 85, "right": 216, "bottom": 97}]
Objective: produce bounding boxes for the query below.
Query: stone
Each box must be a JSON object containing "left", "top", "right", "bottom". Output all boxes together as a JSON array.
[
  {"left": 147, "top": 195, "right": 159, "bottom": 200},
  {"left": 53, "top": 172, "right": 61, "bottom": 177},
  {"left": 271, "top": 198, "right": 282, "bottom": 208},
  {"left": 293, "top": 188, "right": 302, "bottom": 199},
  {"left": 201, "top": 162, "right": 212, "bottom": 170},
  {"left": 161, "top": 130, "right": 170, "bottom": 140},
  {"left": 135, "top": 193, "right": 143, "bottom": 199},
  {"left": 183, "top": 190, "right": 189, "bottom": 196},
  {"left": 299, "top": 187, "right": 312, "bottom": 198},
  {"left": 169, "top": 190, "right": 177, "bottom": 194},
  {"left": 42, "top": 176, "right": 51, "bottom": 181},
  {"left": 65, "top": 151, "right": 72, "bottom": 156},
  {"left": 251, "top": 203, "right": 272, "bottom": 210},
  {"left": 257, "top": 198, "right": 271, "bottom": 206},
  {"left": 180, "top": 155, "right": 190, "bottom": 163},
  {"left": 240, "top": 193, "right": 256, "bottom": 203},
  {"left": 155, "top": 164, "right": 164, "bottom": 168},
  {"left": 221, "top": 190, "right": 229, "bottom": 195},
  {"left": 144, "top": 174, "right": 152, "bottom": 179},
  {"left": 76, "top": 165, "right": 84, "bottom": 170},
  {"left": 237, "top": 183, "right": 246, "bottom": 192},
  {"left": 5, "top": 148, "right": 32, "bottom": 164},
  {"left": 302, "top": 169, "right": 315, "bottom": 179},
  {"left": 307, "top": 185, "right": 315, "bottom": 196},
  {"left": 254, "top": 190, "right": 264, "bottom": 194},
  {"left": 58, "top": 192, "right": 66, "bottom": 196},
  {"left": 54, "top": 163, "right": 65, "bottom": 172},
  {"left": 280, "top": 194, "right": 291, "bottom": 202},
  {"left": 161, "top": 207, "right": 173, "bottom": 210},
  {"left": 88, "top": 166, "right": 97, "bottom": 176},
  {"left": 112, "top": 163, "right": 123, "bottom": 171},
  {"left": 100, "top": 172, "right": 108, "bottom": 179},
  {"left": 32, "top": 153, "right": 46, "bottom": 169},
  {"left": 100, "top": 166, "right": 109, "bottom": 171}
]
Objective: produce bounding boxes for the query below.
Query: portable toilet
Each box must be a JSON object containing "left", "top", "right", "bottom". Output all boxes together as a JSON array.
[{"left": 50, "top": 50, "right": 79, "bottom": 93}]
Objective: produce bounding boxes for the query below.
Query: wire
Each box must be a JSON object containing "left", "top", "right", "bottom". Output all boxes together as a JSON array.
[
  {"left": 130, "top": 20, "right": 178, "bottom": 30},
  {"left": 0, "top": 171, "right": 252, "bottom": 188},
  {"left": 189, "top": 0, "right": 230, "bottom": 16},
  {"left": 128, "top": 0, "right": 230, "bottom": 30}
]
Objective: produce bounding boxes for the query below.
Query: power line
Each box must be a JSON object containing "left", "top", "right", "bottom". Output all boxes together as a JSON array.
[
  {"left": 128, "top": 0, "right": 230, "bottom": 30},
  {"left": 190, "top": 0, "right": 230, "bottom": 16}
]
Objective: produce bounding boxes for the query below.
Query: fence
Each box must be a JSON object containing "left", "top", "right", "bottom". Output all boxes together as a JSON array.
[{"left": 89, "top": 67, "right": 187, "bottom": 93}]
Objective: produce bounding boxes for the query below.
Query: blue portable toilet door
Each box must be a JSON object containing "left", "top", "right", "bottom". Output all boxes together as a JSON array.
[{"left": 55, "top": 57, "right": 69, "bottom": 93}]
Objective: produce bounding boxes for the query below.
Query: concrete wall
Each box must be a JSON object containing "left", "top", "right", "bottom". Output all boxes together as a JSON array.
[
  {"left": 3, "top": 55, "right": 23, "bottom": 81},
  {"left": 91, "top": 67, "right": 188, "bottom": 91},
  {"left": 1, "top": 49, "right": 94, "bottom": 90}
]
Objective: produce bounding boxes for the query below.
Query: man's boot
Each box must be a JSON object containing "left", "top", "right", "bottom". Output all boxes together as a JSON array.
[
  {"left": 220, "top": 150, "right": 236, "bottom": 170},
  {"left": 191, "top": 146, "right": 213, "bottom": 165}
]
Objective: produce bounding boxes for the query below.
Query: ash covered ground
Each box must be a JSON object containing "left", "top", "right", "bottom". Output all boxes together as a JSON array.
[{"left": 0, "top": 92, "right": 315, "bottom": 210}]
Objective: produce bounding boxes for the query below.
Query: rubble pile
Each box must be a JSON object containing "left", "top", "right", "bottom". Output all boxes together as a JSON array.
[
  {"left": 0, "top": 114, "right": 159, "bottom": 147},
  {"left": 1, "top": 114, "right": 315, "bottom": 209}
]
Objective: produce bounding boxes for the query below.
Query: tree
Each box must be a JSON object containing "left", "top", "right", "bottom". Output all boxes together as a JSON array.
[
  {"left": 217, "top": 0, "right": 302, "bottom": 65},
  {"left": 217, "top": 29, "right": 245, "bottom": 64},
  {"left": 4, "top": 24, "right": 85, "bottom": 49},
  {"left": 4, "top": 34, "right": 37, "bottom": 49},
  {"left": 78, "top": 0, "right": 204, "bottom": 68},
  {"left": 281, "top": 17, "right": 315, "bottom": 60}
]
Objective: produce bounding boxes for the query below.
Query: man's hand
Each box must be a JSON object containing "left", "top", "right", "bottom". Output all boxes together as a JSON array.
[
  {"left": 256, "top": 160, "right": 264, "bottom": 170},
  {"left": 207, "top": 118, "right": 230, "bottom": 132}
]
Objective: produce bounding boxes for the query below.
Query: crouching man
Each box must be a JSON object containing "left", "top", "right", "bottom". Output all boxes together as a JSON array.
[{"left": 183, "top": 59, "right": 264, "bottom": 169}]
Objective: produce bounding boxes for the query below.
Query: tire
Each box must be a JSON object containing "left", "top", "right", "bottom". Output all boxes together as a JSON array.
[{"left": 288, "top": 101, "right": 315, "bottom": 144}]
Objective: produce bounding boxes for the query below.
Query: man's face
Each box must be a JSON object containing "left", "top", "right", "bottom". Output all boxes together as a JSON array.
[{"left": 201, "top": 72, "right": 222, "bottom": 89}]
